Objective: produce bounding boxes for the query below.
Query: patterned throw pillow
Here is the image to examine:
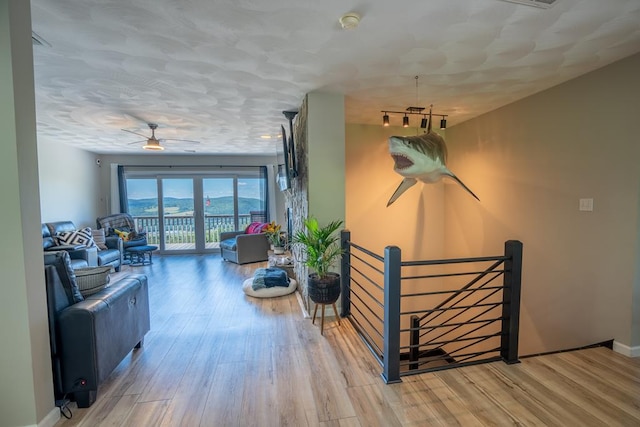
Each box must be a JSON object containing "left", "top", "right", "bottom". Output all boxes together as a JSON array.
[
  {"left": 91, "top": 228, "right": 108, "bottom": 250},
  {"left": 55, "top": 227, "right": 96, "bottom": 248}
]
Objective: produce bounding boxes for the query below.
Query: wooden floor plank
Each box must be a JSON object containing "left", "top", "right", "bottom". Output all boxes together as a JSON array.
[
  {"left": 120, "top": 400, "right": 169, "bottom": 427},
  {"left": 54, "top": 254, "right": 640, "bottom": 427},
  {"left": 200, "top": 362, "right": 247, "bottom": 427}
]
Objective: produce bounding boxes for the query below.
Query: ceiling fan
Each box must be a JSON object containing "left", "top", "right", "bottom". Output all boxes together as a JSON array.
[{"left": 123, "top": 123, "right": 200, "bottom": 151}]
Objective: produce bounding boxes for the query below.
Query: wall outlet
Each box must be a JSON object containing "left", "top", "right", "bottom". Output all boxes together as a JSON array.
[{"left": 579, "top": 198, "right": 594, "bottom": 212}]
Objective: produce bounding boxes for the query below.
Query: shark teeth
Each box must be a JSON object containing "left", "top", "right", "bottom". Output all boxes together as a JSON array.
[{"left": 391, "top": 153, "right": 414, "bottom": 169}]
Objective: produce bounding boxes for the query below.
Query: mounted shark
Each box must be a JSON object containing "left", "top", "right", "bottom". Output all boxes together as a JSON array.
[{"left": 387, "top": 112, "right": 479, "bottom": 206}]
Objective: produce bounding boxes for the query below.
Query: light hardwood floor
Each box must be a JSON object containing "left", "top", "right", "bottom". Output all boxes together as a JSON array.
[{"left": 55, "top": 254, "right": 640, "bottom": 426}]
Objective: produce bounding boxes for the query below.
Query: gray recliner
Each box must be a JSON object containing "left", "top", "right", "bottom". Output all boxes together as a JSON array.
[{"left": 220, "top": 231, "right": 270, "bottom": 264}]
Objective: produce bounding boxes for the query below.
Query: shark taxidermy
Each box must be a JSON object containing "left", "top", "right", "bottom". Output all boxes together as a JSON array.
[{"left": 387, "top": 111, "right": 479, "bottom": 206}]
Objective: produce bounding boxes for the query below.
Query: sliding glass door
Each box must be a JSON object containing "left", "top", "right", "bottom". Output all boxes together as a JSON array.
[
  {"left": 202, "top": 178, "right": 235, "bottom": 249},
  {"left": 124, "top": 168, "right": 268, "bottom": 254},
  {"left": 125, "top": 178, "right": 160, "bottom": 246},
  {"left": 162, "top": 178, "right": 196, "bottom": 251}
]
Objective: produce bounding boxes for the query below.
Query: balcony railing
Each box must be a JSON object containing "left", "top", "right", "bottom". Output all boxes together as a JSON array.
[{"left": 131, "top": 214, "right": 253, "bottom": 247}]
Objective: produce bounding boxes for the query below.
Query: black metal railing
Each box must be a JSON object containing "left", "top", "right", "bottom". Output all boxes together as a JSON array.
[{"left": 341, "top": 230, "right": 523, "bottom": 384}]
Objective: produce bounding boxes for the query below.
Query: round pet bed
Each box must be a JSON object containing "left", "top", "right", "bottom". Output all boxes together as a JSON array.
[{"left": 243, "top": 277, "right": 297, "bottom": 298}]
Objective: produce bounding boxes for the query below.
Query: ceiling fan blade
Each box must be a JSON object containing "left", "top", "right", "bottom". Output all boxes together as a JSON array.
[
  {"left": 127, "top": 139, "right": 147, "bottom": 145},
  {"left": 122, "top": 129, "right": 150, "bottom": 138},
  {"left": 122, "top": 112, "right": 151, "bottom": 125},
  {"left": 161, "top": 139, "right": 201, "bottom": 144}
]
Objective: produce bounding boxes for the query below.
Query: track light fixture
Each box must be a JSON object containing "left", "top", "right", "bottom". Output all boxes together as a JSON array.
[
  {"left": 380, "top": 106, "right": 448, "bottom": 129},
  {"left": 380, "top": 76, "right": 449, "bottom": 130}
]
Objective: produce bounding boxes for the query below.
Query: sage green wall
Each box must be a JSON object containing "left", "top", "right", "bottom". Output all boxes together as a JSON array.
[
  {"left": 445, "top": 53, "right": 640, "bottom": 355},
  {"left": 0, "top": 1, "right": 57, "bottom": 426},
  {"left": 306, "top": 92, "right": 346, "bottom": 229}
]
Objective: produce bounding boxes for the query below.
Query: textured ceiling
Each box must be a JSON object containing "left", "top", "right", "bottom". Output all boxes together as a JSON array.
[{"left": 30, "top": 0, "right": 640, "bottom": 155}]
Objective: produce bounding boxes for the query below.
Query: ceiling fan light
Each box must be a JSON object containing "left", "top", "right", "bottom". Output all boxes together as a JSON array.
[
  {"left": 403, "top": 115, "right": 409, "bottom": 127},
  {"left": 383, "top": 113, "right": 389, "bottom": 126},
  {"left": 143, "top": 139, "right": 164, "bottom": 151}
]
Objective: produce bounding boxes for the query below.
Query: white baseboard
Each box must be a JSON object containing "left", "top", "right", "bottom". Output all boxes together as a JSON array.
[
  {"left": 613, "top": 340, "right": 640, "bottom": 357},
  {"left": 38, "top": 407, "right": 60, "bottom": 427},
  {"left": 295, "top": 290, "right": 310, "bottom": 318}
]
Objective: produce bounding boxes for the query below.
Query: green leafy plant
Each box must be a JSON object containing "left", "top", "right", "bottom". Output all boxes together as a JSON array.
[{"left": 292, "top": 217, "right": 344, "bottom": 279}]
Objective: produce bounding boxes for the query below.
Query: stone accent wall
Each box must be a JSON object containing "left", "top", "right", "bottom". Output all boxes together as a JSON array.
[{"left": 285, "top": 95, "right": 310, "bottom": 309}]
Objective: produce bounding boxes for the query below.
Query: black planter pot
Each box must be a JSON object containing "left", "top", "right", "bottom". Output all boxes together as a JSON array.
[{"left": 308, "top": 272, "right": 341, "bottom": 304}]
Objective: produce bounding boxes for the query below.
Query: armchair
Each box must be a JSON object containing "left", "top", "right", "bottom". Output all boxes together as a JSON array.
[
  {"left": 96, "top": 213, "right": 148, "bottom": 249},
  {"left": 220, "top": 230, "right": 270, "bottom": 264}
]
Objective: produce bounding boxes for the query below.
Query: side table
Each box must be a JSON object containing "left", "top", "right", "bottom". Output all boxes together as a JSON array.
[{"left": 268, "top": 250, "right": 295, "bottom": 279}]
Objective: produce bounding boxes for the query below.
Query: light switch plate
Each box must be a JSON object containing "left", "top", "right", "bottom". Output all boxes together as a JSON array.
[{"left": 579, "top": 198, "right": 594, "bottom": 212}]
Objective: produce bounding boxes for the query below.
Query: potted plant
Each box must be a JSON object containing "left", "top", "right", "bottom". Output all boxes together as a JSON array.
[
  {"left": 263, "top": 221, "right": 286, "bottom": 254},
  {"left": 292, "top": 217, "right": 344, "bottom": 304}
]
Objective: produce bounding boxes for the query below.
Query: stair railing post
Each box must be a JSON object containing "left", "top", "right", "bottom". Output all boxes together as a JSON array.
[
  {"left": 340, "top": 230, "right": 351, "bottom": 317},
  {"left": 382, "top": 245, "right": 402, "bottom": 383},
  {"left": 501, "top": 240, "right": 523, "bottom": 364},
  {"left": 409, "top": 315, "right": 420, "bottom": 371}
]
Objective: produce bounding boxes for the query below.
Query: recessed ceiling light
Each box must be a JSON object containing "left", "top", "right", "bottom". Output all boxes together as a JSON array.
[
  {"left": 339, "top": 12, "right": 360, "bottom": 30},
  {"left": 260, "top": 135, "right": 272, "bottom": 139}
]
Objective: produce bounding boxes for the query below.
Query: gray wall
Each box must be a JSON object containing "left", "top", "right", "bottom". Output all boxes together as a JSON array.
[
  {"left": 38, "top": 141, "right": 102, "bottom": 227},
  {"left": 445, "top": 52, "right": 640, "bottom": 355}
]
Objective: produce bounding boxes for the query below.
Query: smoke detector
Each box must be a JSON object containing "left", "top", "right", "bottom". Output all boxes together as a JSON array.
[{"left": 339, "top": 12, "right": 361, "bottom": 30}]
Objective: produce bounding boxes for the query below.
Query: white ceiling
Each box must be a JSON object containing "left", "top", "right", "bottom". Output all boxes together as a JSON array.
[{"left": 30, "top": 0, "right": 640, "bottom": 155}]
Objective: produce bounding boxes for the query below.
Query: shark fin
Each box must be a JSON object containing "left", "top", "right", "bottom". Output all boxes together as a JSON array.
[
  {"left": 445, "top": 171, "right": 480, "bottom": 201},
  {"left": 387, "top": 178, "right": 417, "bottom": 207}
]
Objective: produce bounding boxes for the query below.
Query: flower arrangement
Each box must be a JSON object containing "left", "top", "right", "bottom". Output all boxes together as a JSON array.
[{"left": 263, "top": 221, "right": 285, "bottom": 248}]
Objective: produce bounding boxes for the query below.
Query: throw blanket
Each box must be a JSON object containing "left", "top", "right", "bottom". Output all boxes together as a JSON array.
[
  {"left": 97, "top": 213, "right": 136, "bottom": 233},
  {"left": 252, "top": 268, "right": 290, "bottom": 291}
]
